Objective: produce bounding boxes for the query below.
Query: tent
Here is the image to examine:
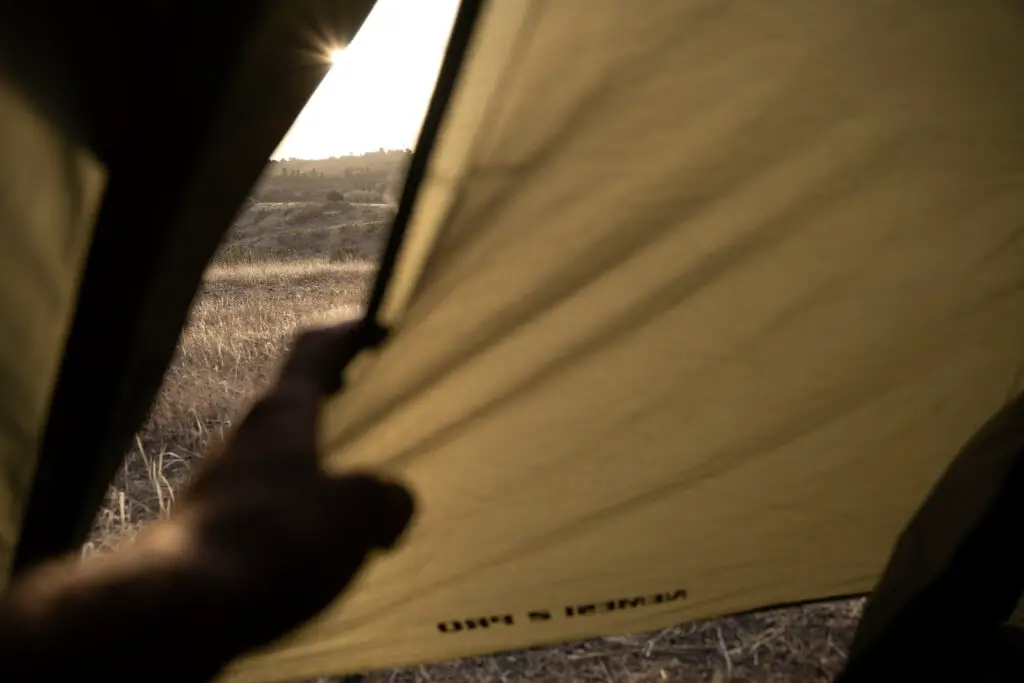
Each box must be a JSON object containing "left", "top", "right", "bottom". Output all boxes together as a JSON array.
[{"left": 2, "top": 0, "right": 1023, "bottom": 681}]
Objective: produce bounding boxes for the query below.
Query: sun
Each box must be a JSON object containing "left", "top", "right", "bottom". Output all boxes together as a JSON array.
[{"left": 329, "top": 48, "right": 346, "bottom": 65}]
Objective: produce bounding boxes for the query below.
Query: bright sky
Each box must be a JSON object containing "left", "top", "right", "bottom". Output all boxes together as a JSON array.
[{"left": 272, "top": 0, "right": 461, "bottom": 160}]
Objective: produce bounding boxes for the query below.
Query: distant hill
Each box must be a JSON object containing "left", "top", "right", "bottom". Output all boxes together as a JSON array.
[
  {"left": 252, "top": 149, "right": 412, "bottom": 204},
  {"left": 272, "top": 148, "right": 411, "bottom": 175},
  {"left": 217, "top": 201, "right": 392, "bottom": 265}
]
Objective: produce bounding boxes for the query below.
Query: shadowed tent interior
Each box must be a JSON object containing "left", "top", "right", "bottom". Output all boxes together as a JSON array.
[{"left": 1, "top": 2, "right": 1023, "bottom": 682}]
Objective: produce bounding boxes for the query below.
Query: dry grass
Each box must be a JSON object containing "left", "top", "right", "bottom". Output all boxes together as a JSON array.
[
  {"left": 217, "top": 202, "right": 392, "bottom": 264},
  {"left": 83, "top": 203, "right": 863, "bottom": 682},
  {"left": 85, "top": 255, "right": 378, "bottom": 551}
]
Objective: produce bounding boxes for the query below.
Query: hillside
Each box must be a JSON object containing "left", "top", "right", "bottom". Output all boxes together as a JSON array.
[{"left": 252, "top": 148, "right": 412, "bottom": 204}]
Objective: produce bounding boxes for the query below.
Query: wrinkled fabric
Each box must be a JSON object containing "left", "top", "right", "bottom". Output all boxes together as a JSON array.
[{"left": 220, "top": 2, "right": 1024, "bottom": 681}]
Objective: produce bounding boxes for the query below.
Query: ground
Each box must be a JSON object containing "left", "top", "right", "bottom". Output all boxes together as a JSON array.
[{"left": 84, "top": 159, "right": 864, "bottom": 682}]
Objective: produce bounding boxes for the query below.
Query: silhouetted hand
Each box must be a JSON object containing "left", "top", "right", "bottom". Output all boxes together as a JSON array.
[
  {"left": 0, "top": 320, "right": 413, "bottom": 683},
  {"left": 173, "top": 319, "right": 413, "bottom": 653}
]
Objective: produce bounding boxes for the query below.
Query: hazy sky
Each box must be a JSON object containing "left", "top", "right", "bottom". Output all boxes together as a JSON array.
[{"left": 272, "top": 0, "right": 461, "bottom": 160}]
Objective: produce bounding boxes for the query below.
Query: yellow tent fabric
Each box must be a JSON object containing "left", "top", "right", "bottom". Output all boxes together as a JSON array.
[
  {"left": 0, "top": 71, "right": 106, "bottom": 577},
  {"left": 219, "top": 1, "right": 1024, "bottom": 681}
]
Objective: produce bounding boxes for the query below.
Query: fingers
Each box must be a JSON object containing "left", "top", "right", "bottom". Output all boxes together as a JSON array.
[
  {"left": 211, "top": 319, "right": 389, "bottom": 475},
  {"left": 277, "top": 319, "right": 388, "bottom": 397},
  {"left": 328, "top": 474, "right": 416, "bottom": 551},
  {"left": 278, "top": 320, "right": 361, "bottom": 396}
]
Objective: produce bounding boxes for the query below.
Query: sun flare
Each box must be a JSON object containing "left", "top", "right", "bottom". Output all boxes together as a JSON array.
[{"left": 273, "top": 0, "right": 461, "bottom": 159}]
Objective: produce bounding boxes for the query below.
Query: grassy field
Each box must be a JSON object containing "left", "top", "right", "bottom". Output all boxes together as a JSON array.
[{"left": 85, "top": 198, "right": 863, "bottom": 682}]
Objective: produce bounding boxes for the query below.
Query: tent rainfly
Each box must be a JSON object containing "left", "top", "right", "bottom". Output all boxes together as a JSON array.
[{"left": 1, "top": 1, "right": 1023, "bottom": 682}]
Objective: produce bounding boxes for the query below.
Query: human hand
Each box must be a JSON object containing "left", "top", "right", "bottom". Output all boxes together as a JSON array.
[{"left": 163, "top": 319, "right": 413, "bottom": 653}]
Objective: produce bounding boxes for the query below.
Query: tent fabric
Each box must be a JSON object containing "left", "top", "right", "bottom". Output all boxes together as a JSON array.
[
  {"left": 0, "top": 71, "right": 106, "bottom": 578},
  {"left": 2, "top": 0, "right": 1024, "bottom": 682},
  {"left": 218, "top": 1, "right": 1024, "bottom": 681}
]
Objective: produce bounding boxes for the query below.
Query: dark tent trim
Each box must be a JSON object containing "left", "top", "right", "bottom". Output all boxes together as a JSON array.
[
  {"left": 319, "top": 0, "right": 492, "bottom": 460},
  {"left": 11, "top": 0, "right": 379, "bottom": 574},
  {"left": 363, "top": 0, "right": 484, "bottom": 326},
  {"left": 838, "top": 391, "right": 1024, "bottom": 681}
]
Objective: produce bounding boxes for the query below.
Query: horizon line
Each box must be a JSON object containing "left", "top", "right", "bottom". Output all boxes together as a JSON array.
[{"left": 269, "top": 147, "right": 414, "bottom": 162}]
